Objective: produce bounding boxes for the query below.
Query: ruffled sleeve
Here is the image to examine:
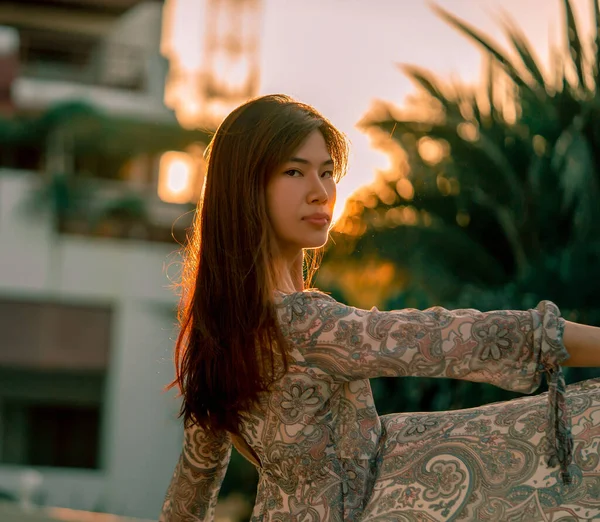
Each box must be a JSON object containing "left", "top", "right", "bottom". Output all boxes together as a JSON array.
[{"left": 534, "top": 300, "right": 573, "bottom": 485}]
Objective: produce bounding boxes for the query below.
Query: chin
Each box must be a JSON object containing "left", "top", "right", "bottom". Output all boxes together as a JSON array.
[{"left": 302, "top": 234, "right": 329, "bottom": 249}]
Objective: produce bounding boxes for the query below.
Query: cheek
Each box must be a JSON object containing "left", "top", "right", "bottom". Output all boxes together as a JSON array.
[
  {"left": 266, "top": 182, "right": 294, "bottom": 226},
  {"left": 328, "top": 183, "right": 337, "bottom": 206}
]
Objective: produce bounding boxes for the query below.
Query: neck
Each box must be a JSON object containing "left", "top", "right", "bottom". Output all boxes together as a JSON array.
[{"left": 274, "top": 250, "right": 304, "bottom": 293}]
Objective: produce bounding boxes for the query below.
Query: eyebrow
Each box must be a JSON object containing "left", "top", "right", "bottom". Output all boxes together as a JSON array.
[{"left": 288, "top": 157, "right": 334, "bottom": 167}]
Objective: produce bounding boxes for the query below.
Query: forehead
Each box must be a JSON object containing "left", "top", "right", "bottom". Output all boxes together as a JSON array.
[{"left": 289, "top": 130, "right": 330, "bottom": 160}]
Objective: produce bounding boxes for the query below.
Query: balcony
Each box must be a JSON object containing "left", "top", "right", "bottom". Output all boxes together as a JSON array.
[
  {"left": 0, "top": 94, "right": 211, "bottom": 244},
  {"left": 51, "top": 176, "right": 196, "bottom": 244},
  {"left": 1, "top": 0, "right": 169, "bottom": 118},
  {"left": 18, "top": 30, "right": 147, "bottom": 93}
]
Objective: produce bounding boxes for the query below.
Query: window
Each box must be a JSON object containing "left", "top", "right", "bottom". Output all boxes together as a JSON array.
[
  {"left": 0, "top": 299, "right": 112, "bottom": 371},
  {"left": 1, "top": 400, "right": 101, "bottom": 469},
  {"left": 0, "top": 298, "right": 110, "bottom": 469},
  {"left": 19, "top": 27, "right": 97, "bottom": 72}
]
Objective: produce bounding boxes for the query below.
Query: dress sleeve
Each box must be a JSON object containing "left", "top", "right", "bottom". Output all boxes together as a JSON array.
[
  {"left": 278, "top": 292, "right": 570, "bottom": 393},
  {"left": 279, "top": 291, "right": 574, "bottom": 484},
  {"left": 159, "top": 422, "right": 232, "bottom": 522}
]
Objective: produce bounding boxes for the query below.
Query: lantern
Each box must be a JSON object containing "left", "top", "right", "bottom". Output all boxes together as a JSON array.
[{"left": 158, "top": 151, "right": 197, "bottom": 204}]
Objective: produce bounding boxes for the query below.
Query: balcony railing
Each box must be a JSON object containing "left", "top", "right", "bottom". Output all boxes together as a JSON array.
[
  {"left": 18, "top": 32, "right": 148, "bottom": 93},
  {"left": 35, "top": 174, "right": 194, "bottom": 244}
]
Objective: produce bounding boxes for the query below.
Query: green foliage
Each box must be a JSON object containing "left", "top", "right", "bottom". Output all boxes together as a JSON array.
[
  {"left": 3, "top": 100, "right": 208, "bottom": 242},
  {"left": 328, "top": 0, "right": 600, "bottom": 415},
  {"left": 0, "top": 100, "right": 211, "bottom": 155},
  {"left": 220, "top": 451, "right": 258, "bottom": 511},
  {"left": 350, "top": 0, "right": 600, "bottom": 314}
]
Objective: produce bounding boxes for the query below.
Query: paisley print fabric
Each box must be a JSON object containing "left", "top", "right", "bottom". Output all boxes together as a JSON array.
[{"left": 159, "top": 291, "right": 600, "bottom": 521}]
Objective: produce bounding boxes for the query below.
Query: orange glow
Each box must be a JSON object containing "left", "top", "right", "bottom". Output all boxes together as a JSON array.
[
  {"left": 161, "top": 0, "right": 261, "bottom": 129},
  {"left": 436, "top": 174, "right": 452, "bottom": 196},
  {"left": 385, "top": 207, "right": 403, "bottom": 226},
  {"left": 212, "top": 51, "right": 252, "bottom": 91},
  {"left": 160, "top": 0, "right": 576, "bottom": 224},
  {"left": 400, "top": 206, "right": 418, "bottom": 225},
  {"left": 158, "top": 151, "right": 197, "bottom": 203},
  {"left": 396, "top": 178, "right": 414, "bottom": 200},
  {"left": 417, "top": 137, "right": 447, "bottom": 165},
  {"left": 46, "top": 506, "right": 132, "bottom": 522},
  {"left": 161, "top": 0, "right": 207, "bottom": 72},
  {"left": 318, "top": 259, "right": 406, "bottom": 309},
  {"left": 161, "top": 0, "right": 208, "bottom": 128},
  {"left": 457, "top": 121, "right": 479, "bottom": 142}
]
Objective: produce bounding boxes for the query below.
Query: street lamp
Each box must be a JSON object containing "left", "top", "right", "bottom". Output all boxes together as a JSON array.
[{"left": 158, "top": 147, "right": 207, "bottom": 204}]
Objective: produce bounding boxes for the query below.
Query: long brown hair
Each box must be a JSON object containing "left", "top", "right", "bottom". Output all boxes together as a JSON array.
[{"left": 166, "top": 94, "right": 349, "bottom": 434}]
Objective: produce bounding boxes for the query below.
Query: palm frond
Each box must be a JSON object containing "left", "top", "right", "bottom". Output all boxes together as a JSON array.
[
  {"left": 374, "top": 113, "right": 525, "bottom": 214},
  {"left": 563, "top": 0, "right": 588, "bottom": 90},
  {"left": 430, "top": 3, "right": 534, "bottom": 93},
  {"left": 346, "top": 0, "right": 600, "bottom": 314},
  {"left": 470, "top": 127, "right": 525, "bottom": 208},
  {"left": 485, "top": 56, "right": 497, "bottom": 121},
  {"left": 400, "top": 65, "right": 463, "bottom": 119},
  {"left": 550, "top": 44, "right": 566, "bottom": 93},
  {"left": 469, "top": 188, "right": 528, "bottom": 277},
  {"left": 594, "top": 0, "right": 600, "bottom": 82},
  {"left": 502, "top": 20, "right": 547, "bottom": 89},
  {"left": 553, "top": 125, "right": 599, "bottom": 240},
  {"left": 400, "top": 65, "right": 446, "bottom": 103},
  {"left": 352, "top": 221, "right": 507, "bottom": 285}
]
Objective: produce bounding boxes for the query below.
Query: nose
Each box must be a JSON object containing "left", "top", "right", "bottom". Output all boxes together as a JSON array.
[{"left": 307, "top": 174, "right": 330, "bottom": 204}]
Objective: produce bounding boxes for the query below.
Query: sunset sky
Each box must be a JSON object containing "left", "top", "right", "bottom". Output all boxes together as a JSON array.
[
  {"left": 164, "top": 0, "right": 593, "bottom": 219},
  {"left": 258, "top": 0, "right": 592, "bottom": 219}
]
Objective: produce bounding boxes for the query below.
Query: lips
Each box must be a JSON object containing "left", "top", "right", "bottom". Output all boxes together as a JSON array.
[
  {"left": 302, "top": 213, "right": 330, "bottom": 227},
  {"left": 303, "top": 213, "right": 331, "bottom": 221}
]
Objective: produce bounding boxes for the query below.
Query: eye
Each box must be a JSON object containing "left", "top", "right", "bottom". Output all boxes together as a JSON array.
[
  {"left": 321, "top": 170, "right": 334, "bottom": 179},
  {"left": 284, "top": 169, "right": 302, "bottom": 177}
]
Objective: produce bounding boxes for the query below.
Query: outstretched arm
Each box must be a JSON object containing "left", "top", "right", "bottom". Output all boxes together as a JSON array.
[
  {"left": 277, "top": 292, "right": 569, "bottom": 394},
  {"left": 277, "top": 291, "right": 595, "bottom": 485},
  {"left": 563, "top": 320, "right": 600, "bottom": 367},
  {"left": 159, "top": 423, "right": 232, "bottom": 522}
]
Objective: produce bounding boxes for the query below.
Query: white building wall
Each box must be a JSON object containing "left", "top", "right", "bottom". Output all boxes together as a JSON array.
[
  {"left": 10, "top": 1, "right": 172, "bottom": 122},
  {"left": 101, "top": 1, "right": 167, "bottom": 101},
  {"left": 0, "top": 170, "right": 184, "bottom": 519},
  {"left": 11, "top": 77, "right": 174, "bottom": 123}
]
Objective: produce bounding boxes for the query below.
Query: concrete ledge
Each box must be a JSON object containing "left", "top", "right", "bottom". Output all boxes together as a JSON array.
[{"left": 0, "top": 502, "right": 155, "bottom": 522}]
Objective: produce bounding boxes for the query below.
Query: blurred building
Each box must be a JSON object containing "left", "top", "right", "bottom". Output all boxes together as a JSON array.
[{"left": 0, "top": 0, "right": 209, "bottom": 518}]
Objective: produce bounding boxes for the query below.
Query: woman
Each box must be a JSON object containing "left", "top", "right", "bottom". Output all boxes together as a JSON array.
[{"left": 159, "top": 94, "right": 600, "bottom": 521}]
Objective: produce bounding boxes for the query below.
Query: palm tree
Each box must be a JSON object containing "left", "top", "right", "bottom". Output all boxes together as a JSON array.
[
  {"left": 335, "top": 0, "right": 600, "bottom": 316},
  {"left": 325, "top": 0, "right": 600, "bottom": 413}
]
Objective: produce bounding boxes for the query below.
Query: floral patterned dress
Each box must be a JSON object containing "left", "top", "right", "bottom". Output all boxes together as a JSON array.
[{"left": 159, "top": 291, "right": 600, "bottom": 522}]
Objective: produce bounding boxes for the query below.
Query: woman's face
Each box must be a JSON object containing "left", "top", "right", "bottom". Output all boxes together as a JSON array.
[{"left": 266, "top": 129, "right": 337, "bottom": 256}]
